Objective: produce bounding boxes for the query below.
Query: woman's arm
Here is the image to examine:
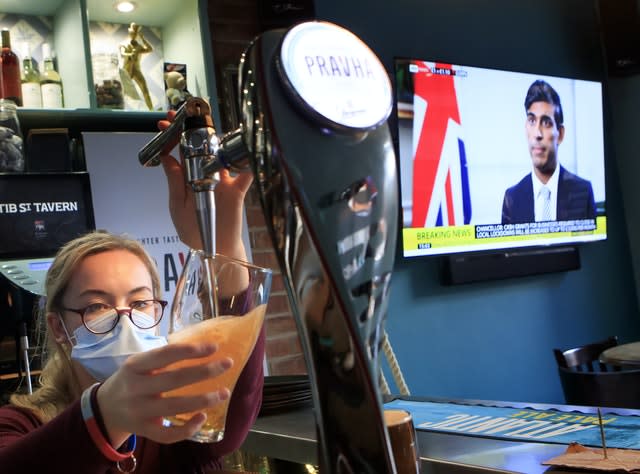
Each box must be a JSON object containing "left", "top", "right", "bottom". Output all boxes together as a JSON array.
[
  {"left": 158, "top": 112, "right": 254, "bottom": 261},
  {"left": 214, "top": 170, "right": 253, "bottom": 262},
  {"left": 0, "top": 402, "right": 113, "bottom": 473},
  {"left": 213, "top": 325, "right": 265, "bottom": 453}
]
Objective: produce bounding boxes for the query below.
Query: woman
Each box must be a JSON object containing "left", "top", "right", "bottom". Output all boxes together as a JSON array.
[{"left": 0, "top": 116, "right": 260, "bottom": 472}]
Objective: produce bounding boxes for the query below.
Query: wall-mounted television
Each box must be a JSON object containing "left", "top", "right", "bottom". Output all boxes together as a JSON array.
[{"left": 394, "top": 58, "right": 607, "bottom": 259}]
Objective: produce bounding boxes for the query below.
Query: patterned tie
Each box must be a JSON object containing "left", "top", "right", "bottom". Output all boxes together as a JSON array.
[{"left": 541, "top": 186, "right": 552, "bottom": 221}]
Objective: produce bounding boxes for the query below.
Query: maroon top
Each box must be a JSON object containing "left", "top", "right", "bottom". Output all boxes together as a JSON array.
[{"left": 0, "top": 328, "right": 264, "bottom": 474}]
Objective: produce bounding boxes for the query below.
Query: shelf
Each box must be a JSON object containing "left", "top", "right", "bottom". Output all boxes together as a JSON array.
[
  {"left": 1, "top": 0, "right": 215, "bottom": 117},
  {"left": 17, "top": 109, "right": 165, "bottom": 137}
]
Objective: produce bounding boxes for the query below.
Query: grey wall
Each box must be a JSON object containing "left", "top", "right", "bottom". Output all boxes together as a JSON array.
[
  {"left": 314, "top": 0, "right": 640, "bottom": 403},
  {"left": 608, "top": 75, "right": 640, "bottom": 313}
]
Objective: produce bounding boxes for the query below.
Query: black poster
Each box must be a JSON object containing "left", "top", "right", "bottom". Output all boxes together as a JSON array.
[{"left": 0, "top": 172, "right": 95, "bottom": 258}]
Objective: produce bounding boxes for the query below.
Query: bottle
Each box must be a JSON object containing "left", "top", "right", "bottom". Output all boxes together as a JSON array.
[
  {"left": 0, "top": 99, "right": 24, "bottom": 172},
  {"left": 20, "top": 43, "right": 42, "bottom": 108},
  {"left": 40, "top": 43, "right": 63, "bottom": 108},
  {"left": 1, "top": 29, "right": 22, "bottom": 106}
]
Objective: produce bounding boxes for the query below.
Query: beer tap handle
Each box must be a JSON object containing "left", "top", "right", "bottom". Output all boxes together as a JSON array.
[
  {"left": 138, "top": 98, "right": 214, "bottom": 167},
  {"left": 177, "top": 99, "right": 219, "bottom": 256},
  {"left": 138, "top": 101, "right": 189, "bottom": 167}
]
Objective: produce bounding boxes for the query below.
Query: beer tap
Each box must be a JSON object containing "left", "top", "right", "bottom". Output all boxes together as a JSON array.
[
  {"left": 139, "top": 97, "right": 250, "bottom": 318},
  {"left": 139, "top": 97, "right": 246, "bottom": 256},
  {"left": 138, "top": 20, "right": 403, "bottom": 473},
  {"left": 178, "top": 98, "right": 219, "bottom": 258}
]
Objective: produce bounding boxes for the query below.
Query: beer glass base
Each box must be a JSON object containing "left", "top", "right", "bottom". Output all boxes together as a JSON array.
[
  {"left": 189, "top": 428, "right": 225, "bottom": 443},
  {"left": 162, "top": 417, "right": 225, "bottom": 443}
]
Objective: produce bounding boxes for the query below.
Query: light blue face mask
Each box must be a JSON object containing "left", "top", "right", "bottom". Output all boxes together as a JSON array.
[{"left": 61, "top": 311, "right": 167, "bottom": 382}]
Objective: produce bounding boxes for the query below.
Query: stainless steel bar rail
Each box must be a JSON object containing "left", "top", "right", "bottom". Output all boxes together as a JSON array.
[{"left": 243, "top": 400, "right": 640, "bottom": 474}]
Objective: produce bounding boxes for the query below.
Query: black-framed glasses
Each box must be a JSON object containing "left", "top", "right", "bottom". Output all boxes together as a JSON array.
[{"left": 62, "top": 299, "right": 168, "bottom": 334}]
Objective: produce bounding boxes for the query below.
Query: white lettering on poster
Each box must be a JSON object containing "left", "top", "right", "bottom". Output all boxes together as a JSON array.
[
  {"left": 418, "top": 413, "right": 597, "bottom": 441},
  {"left": 0, "top": 201, "right": 79, "bottom": 213}
]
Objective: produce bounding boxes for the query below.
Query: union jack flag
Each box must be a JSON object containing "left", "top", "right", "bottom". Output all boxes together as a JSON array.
[{"left": 411, "top": 61, "right": 472, "bottom": 228}]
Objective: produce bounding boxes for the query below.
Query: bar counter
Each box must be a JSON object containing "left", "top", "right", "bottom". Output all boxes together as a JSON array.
[{"left": 243, "top": 398, "right": 640, "bottom": 474}]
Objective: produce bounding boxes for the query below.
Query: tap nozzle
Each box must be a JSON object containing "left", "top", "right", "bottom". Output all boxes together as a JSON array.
[
  {"left": 137, "top": 97, "right": 216, "bottom": 167},
  {"left": 179, "top": 99, "right": 221, "bottom": 190}
]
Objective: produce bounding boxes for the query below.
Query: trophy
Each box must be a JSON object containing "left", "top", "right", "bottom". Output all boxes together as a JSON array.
[{"left": 120, "top": 22, "right": 154, "bottom": 110}]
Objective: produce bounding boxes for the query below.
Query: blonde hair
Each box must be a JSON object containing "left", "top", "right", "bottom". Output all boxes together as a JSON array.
[{"left": 9, "top": 231, "right": 162, "bottom": 422}]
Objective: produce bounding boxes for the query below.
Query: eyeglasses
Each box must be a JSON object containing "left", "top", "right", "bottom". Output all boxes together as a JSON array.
[{"left": 62, "top": 299, "right": 168, "bottom": 334}]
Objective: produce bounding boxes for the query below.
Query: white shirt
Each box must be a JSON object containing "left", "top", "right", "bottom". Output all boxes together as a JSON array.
[{"left": 532, "top": 165, "right": 559, "bottom": 221}]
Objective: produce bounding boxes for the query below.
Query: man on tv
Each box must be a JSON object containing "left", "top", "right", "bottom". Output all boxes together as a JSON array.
[{"left": 501, "top": 80, "right": 596, "bottom": 224}]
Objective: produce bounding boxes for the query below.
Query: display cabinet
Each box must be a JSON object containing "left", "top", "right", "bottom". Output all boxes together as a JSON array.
[{"left": 1, "top": 0, "right": 217, "bottom": 134}]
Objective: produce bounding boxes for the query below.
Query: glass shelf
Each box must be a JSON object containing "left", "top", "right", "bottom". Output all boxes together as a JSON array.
[
  {"left": 17, "top": 108, "right": 165, "bottom": 137},
  {"left": 1, "top": 0, "right": 214, "bottom": 123}
]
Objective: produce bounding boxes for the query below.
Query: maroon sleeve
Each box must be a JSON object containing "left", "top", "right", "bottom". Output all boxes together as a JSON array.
[
  {"left": 215, "top": 324, "right": 265, "bottom": 453},
  {"left": 0, "top": 317, "right": 266, "bottom": 473},
  {"left": 0, "top": 401, "right": 114, "bottom": 473},
  {"left": 210, "top": 282, "right": 265, "bottom": 453}
]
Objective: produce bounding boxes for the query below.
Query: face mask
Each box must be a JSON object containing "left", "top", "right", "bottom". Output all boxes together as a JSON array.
[{"left": 61, "top": 311, "right": 168, "bottom": 382}]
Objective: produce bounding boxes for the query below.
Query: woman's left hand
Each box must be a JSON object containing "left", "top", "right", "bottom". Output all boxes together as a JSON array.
[{"left": 97, "top": 341, "right": 233, "bottom": 446}]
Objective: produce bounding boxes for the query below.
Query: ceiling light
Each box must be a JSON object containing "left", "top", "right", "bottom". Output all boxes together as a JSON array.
[{"left": 115, "top": 1, "right": 136, "bottom": 13}]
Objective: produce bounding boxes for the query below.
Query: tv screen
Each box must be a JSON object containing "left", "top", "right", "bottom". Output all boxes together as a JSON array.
[
  {"left": 394, "top": 58, "right": 607, "bottom": 257},
  {"left": 0, "top": 172, "right": 95, "bottom": 259}
]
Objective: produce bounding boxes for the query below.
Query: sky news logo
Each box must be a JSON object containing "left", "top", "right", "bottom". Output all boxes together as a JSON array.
[{"left": 409, "top": 62, "right": 467, "bottom": 77}]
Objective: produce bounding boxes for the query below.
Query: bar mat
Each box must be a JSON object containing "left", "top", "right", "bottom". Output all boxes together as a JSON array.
[{"left": 385, "top": 399, "right": 640, "bottom": 449}]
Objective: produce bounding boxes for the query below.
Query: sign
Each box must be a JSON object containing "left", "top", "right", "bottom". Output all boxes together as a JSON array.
[
  {"left": 0, "top": 172, "right": 94, "bottom": 259},
  {"left": 83, "top": 132, "right": 188, "bottom": 333},
  {"left": 278, "top": 21, "right": 392, "bottom": 131}
]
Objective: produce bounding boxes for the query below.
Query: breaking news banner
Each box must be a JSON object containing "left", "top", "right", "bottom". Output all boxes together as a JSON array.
[
  {"left": 474, "top": 219, "right": 597, "bottom": 238},
  {"left": 402, "top": 216, "right": 607, "bottom": 256}
]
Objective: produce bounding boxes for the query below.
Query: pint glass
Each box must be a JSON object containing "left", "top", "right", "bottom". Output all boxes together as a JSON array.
[
  {"left": 384, "top": 409, "right": 421, "bottom": 473},
  {"left": 163, "top": 250, "right": 272, "bottom": 442}
]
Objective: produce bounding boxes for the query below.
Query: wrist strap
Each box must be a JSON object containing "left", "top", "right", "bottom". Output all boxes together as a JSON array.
[{"left": 81, "top": 382, "right": 136, "bottom": 463}]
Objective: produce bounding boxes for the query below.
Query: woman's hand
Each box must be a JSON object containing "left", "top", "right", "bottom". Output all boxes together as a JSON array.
[
  {"left": 158, "top": 110, "right": 201, "bottom": 249},
  {"left": 214, "top": 170, "right": 253, "bottom": 262},
  {"left": 96, "top": 342, "right": 233, "bottom": 446},
  {"left": 158, "top": 111, "right": 253, "bottom": 260}
]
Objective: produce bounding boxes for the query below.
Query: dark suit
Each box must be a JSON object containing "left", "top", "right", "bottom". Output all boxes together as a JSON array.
[{"left": 501, "top": 166, "right": 596, "bottom": 224}]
